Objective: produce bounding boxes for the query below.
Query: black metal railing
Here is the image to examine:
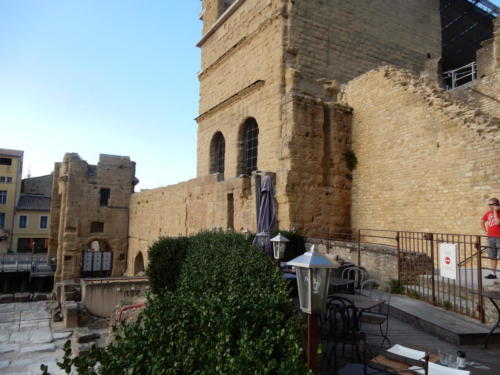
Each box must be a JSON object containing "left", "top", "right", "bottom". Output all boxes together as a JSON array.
[{"left": 312, "top": 229, "right": 488, "bottom": 322}]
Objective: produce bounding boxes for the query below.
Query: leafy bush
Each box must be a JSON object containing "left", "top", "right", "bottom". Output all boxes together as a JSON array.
[
  {"left": 146, "top": 236, "right": 189, "bottom": 294},
  {"left": 388, "top": 279, "right": 403, "bottom": 294},
  {"left": 43, "top": 232, "right": 309, "bottom": 375}
]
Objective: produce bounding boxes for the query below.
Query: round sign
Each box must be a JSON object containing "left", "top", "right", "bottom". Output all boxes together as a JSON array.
[{"left": 445, "top": 256, "right": 451, "bottom": 265}]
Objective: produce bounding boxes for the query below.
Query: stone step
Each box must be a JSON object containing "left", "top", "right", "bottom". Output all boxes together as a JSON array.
[{"left": 388, "top": 293, "right": 500, "bottom": 346}]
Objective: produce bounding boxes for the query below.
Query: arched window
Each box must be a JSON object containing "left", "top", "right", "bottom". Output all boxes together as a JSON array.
[
  {"left": 134, "top": 252, "right": 145, "bottom": 275},
  {"left": 210, "top": 132, "right": 225, "bottom": 176},
  {"left": 241, "top": 118, "right": 259, "bottom": 175}
]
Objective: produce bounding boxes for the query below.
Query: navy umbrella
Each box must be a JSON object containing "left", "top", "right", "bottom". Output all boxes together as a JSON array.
[{"left": 254, "top": 175, "right": 276, "bottom": 255}]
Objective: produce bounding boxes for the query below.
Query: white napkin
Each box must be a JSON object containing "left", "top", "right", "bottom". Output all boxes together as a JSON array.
[
  {"left": 387, "top": 344, "right": 426, "bottom": 361},
  {"left": 409, "top": 362, "right": 470, "bottom": 375}
]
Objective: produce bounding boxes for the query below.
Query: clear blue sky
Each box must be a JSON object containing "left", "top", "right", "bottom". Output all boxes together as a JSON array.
[
  {"left": 0, "top": 1, "right": 498, "bottom": 190},
  {"left": 0, "top": 1, "right": 201, "bottom": 190}
]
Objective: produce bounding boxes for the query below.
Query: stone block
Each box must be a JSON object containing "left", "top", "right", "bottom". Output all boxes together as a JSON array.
[
  {"left": 33, "top": 292, "right": 49, "bottom": 301},
  {"left": 14, "top": 293, "right": 30, "bottom": 302},
  {"left": 62, "top": 302, "right": 78, "bottom": 328},
  {"left": 0, "top": 343, "right": 19, "bottom": 353},
  {"left": 53, "top": 331, "right": 73, "bottom": 340},
  {"left": 20, "top": 343, "right": 56, "bottom": 353},
  {"left": 0, "top": 294, "right": 14, "bottom": 304}
]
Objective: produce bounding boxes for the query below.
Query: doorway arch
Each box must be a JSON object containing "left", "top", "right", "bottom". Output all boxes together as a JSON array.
[{"left": 134, "top": 252, "right": 145, "bottom": 275}]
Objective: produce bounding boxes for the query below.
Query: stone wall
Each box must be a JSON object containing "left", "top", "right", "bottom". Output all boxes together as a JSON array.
[
  {"left": 308, "top": 238, "right": 399, "bottom": 285},
  {"left": 285, "top": 97, "right": 353, "bottom": 237},
  {"left": 341, "top": 65, "right": 500, "bottom": 235},
  {"left": 49, "top": 154, "right": 136, "bottom": 282},
  {"left": 127, "top": 173, "right": 258, "bottom": 275},
  {"left": 287, "top": 0, "right": 441, "bottom": 91}
]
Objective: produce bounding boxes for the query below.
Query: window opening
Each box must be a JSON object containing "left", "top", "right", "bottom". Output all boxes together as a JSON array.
[
  {"left": 17, "top": 238, "right": 31, "bottom": 252},
  {"left": 100, "top": 188, "right": 110, "bottom": 207},
  {"left": 242, "top": 118, "right": 259, "bottom": 175},
  {"left": 0, "top": 191, "right": 6, "bottom": 205},
  {"left": 0, "top": 213, "right": 5, "bottom": 229},
  {"left": 90, "top": 221, "right": 104, "bottom": 233},
  {"left": 40, "top": 216, "right": 48, "bottom": 229},
  {"left": 0, "top": 158, "right": 12, "bottom": 165},
  {"left": 19, "top": 215, "right": 27, "bottom": 229},
  {"left": 210, "top": 132, "right": 225, "bottom": 177},
  {"left": 227, "top": 193, "right": 234, "bottom": 230}
]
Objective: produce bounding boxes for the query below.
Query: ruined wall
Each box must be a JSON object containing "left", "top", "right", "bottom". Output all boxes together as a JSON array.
[
  {"left": 49, "top": 154, "right": 136, "bottom": 282},
  {"left": 341, "top": 65, "right": 500, "bottom": 234},
  {"left": 285, "top": 96, "right": 353, "bottom": 237},
  {"left": 448, "top": 19, "right": 500, "bottom": 119},
  {"left": 127, "top": 174, "right": 256, "bottom": 275},
  {"left": 287, "top": 0, "right": 441, "bottom": 93}
]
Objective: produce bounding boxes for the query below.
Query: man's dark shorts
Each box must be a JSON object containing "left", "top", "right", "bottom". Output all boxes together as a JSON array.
[{"left": 487, "top": 237, "right": 500, "bottom": 259}]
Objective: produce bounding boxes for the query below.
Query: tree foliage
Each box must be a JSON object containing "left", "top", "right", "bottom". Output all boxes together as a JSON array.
[{"left": 42, "top": 232, "right": 309, "bottom": 375}]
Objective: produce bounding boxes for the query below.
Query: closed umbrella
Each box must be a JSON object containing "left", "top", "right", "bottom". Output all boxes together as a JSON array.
[{"left": 254, "top": 175, "right": 276, "bottom": 255}]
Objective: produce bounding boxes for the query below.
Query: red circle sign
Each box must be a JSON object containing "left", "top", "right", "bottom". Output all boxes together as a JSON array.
[{"left": 445, "top": 257, "right": 451, "bottom": 265}]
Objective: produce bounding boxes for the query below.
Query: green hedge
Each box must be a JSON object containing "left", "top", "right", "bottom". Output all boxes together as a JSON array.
[{"left": 44, "top": 232, "right": 309, "bottom": 375}]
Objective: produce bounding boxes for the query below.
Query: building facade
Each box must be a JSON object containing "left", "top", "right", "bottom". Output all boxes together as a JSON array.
[
  {"left": 0, "top": 149, "right": 24, "bottom": 253},
  {"left": 48, "top": 153, "right": 137, "bottom": 282}
]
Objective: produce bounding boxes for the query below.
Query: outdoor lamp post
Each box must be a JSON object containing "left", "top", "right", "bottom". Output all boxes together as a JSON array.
[
  {"left": 242, "top": 228, "right": 250, "bottom": 240},
  {"left": 255, "top": 231, "right": 270, "bottom": 251},
  {"left": 271, "top": 233, "right": 289, "bottom": 261},
  {"left": 288, "top": 245, "right": 335, "bottom": 373}
]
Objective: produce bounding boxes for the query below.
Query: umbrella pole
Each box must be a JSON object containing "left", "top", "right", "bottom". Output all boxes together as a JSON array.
[{"left": 255, "top": 173, "right": 261, "bottom": 230}]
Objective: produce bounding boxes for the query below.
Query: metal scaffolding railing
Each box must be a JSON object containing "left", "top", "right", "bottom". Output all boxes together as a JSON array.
[{"left": 443, "top": 61, "right": 477, "bottom": 90}]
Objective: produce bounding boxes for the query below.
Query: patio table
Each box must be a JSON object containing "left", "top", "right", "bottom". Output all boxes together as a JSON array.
[
  {"left": 370, "top": 346, "right": 491, "bottom": 375},
  {"left": 332, "top": 293, "right": 385, "bottom": 311},
  {"left": 329, "top": 277, "right": 356, "bottom": 294},
  {"left": 471, "top": 290, "right": 500, "bottom": 348},
  {"left": 331, "top": 293, "right": 386, "bottom": 334}
]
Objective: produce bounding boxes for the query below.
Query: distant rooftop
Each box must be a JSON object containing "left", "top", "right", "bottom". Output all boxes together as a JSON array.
[
  {"left": 16, "top": 195, "right": 51, "bottom": 212},
  {"left": 0, "top": 148, "right": 23, "bottom": 158}
]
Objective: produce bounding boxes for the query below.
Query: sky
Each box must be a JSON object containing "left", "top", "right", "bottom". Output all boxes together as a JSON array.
[
  {"left": 0, "top": 1, "right": 201, "bottom": 190},
  {"left": 0, "top": 1, "right": 499, "bottom": 190}
]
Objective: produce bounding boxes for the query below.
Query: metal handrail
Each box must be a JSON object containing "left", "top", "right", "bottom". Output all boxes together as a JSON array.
[{"left": 443, "top": 61, "right": 477, "bottom": 90}]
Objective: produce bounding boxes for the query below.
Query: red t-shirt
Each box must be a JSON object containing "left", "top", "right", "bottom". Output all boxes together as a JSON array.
[{"left": 482, "top": 210, "right": 500, "bottom": 237}]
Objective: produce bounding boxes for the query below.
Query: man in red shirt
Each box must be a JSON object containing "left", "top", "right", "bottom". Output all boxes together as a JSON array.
[{"left": 481, "top": 198, "right": 500, "bottom": 279}]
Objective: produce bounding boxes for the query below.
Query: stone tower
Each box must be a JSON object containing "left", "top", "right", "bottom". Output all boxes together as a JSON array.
[
  {"left": 49, "top": 153, "right": 136, "bottom": 282},
  {"left": 195, "top": 0, "right": 441, "bottom": 235}
]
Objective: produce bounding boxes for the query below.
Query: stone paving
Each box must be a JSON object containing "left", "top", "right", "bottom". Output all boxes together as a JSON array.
[{"left": 0, "top": 301, "right": 72, "bottom": 375}]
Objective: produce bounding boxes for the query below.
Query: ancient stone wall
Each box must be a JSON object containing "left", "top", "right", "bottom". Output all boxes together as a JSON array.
[
  {"left": 285, "top": 96, "right": 353, "bottom": 237},
  {"left": 127, "top": 174, "right": 257, "bottom": 275},
  {"left": 197, "top": 0, "right": 286, "bottom": 179},
  {"left": 49, "top": 154, "right": 136, "bottom": 282},
  {"left": 287, "top": 0, "right": 441, "bottom": 92},
  {"left": 341, "top": 65, "right": 500, "bottom": 235}
]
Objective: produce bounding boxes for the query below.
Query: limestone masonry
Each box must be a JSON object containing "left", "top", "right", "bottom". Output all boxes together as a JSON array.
[{"left": 48, "top": 1, "right": 499, "bottom": 279}]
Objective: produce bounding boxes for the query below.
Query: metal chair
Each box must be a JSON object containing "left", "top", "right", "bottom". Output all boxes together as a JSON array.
[
  {"left": 320, "top": 296, "right": 362, "bottom": 373},
  {"left": 359, "top": 279, "right": 391, "bottom": 347},
  {"left": 341, "top": 266, "right": 368, "bottom": 292}
]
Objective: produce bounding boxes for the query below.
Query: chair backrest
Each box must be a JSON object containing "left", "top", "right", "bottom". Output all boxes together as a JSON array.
[
  {"left": 322, "top": 296, "right": 358, "bottom": 340},
  {"left": 341, "top": 266, "right": 367, "bottom": 289}
]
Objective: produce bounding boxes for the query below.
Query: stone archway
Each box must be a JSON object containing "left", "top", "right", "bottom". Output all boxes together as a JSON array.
[{"left": 134, "top": 252, "right": 145, "bottom": 275}]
